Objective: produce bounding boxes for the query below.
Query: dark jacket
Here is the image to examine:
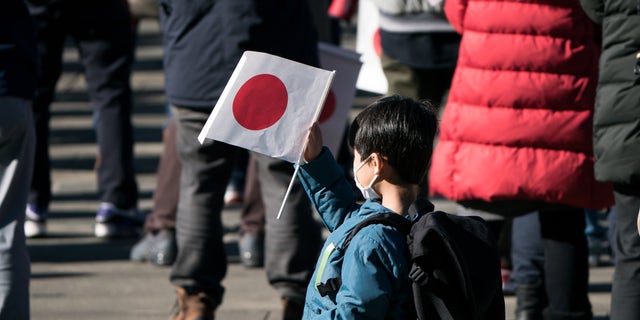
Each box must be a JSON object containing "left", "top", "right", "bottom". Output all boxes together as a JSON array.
[
  {"left": 580, "top": 0, "right": 640, "bottom": 186},
  {"left": 0, "top": 0, "right": 37, "bottom": 99},
  {"left": 159, "top": 0, "right": 319, "bottom": 109}
]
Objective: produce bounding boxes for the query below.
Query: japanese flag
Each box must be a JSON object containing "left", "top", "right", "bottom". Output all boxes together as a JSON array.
[
  {"left": 198, "top": 51, "right": 335, "bottom": 163},
  {"left": 317, "top": 42, "right": 362, "bottom": 157}
]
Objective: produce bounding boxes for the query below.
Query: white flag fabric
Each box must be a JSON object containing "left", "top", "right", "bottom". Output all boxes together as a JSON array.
[
  {"left": 198, "top": 51, "right": 335, "bottom": 163},
  {"left": 317, "top": 42, "right": 362, "bottom": 157},
  {"left": 355, "top": 0, "right": 387, "bottom": 94}
]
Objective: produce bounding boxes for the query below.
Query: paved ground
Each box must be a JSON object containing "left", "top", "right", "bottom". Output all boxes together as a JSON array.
[{"left": 28, "top": 19, "right": 614, "bottom": 320}]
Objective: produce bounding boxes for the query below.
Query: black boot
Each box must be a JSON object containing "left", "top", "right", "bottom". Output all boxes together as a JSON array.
[{"left": 515, "top": 284, "right": 547, "bottom": 320}]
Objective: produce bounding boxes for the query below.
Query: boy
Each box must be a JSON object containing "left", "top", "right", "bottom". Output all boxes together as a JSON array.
[{"left": 298, "top": 95, "right": 439, "bottom": 319}]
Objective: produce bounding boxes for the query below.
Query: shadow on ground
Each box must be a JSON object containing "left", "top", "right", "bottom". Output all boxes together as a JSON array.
[{"left": 28, "top": 239, "right": 241, "bottom": 264}]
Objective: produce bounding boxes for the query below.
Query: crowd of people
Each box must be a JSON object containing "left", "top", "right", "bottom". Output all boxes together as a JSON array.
[{"left": 1, "top": 0, "right": 638, "bottom": 319}]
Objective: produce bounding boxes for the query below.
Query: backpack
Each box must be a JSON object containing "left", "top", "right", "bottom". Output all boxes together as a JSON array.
[{"left": 342, "top": 199, "right": 505, "bottom": 320}]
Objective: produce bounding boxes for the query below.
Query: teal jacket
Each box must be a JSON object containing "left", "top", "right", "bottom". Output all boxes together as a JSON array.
[{"left": 297, "top": 147, "right": 413, "bottom": 319}]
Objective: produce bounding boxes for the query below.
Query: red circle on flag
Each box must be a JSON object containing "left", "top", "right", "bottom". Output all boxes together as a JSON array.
[
  {"left": 318, "top": 90, "right": 336, "bottom": 124},
  {"left": 373, "top": 28, "right": 382, "bottom": 57},
  {"left": 233, "top": 74, "right": 288, "bottom": 131}
]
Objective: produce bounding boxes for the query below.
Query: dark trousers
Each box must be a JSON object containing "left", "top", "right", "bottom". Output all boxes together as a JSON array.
[
  {"left": 511, "top": 212, "right": 545, "bottom": 287},
  {"left": 170, "top": 106, "right": 322, "bottom": 304},
  {"left": 26, "top": 0, "right": 138, "bottom": 210},
  {"left": 237, "top": 150, "right": 324, "bottom": 301},
  {"left": 170, "top": 107, "right": 237, "bottom": 304},
  {"left": 145, "top": 118, "right": 180, "bottom": 232},
  {"left": 526, "top": 208, "right": 591, "bottom": 319},
  {"left": 0, "top": 98, "right": 35, "bottom": 319},
  {"left": 380, "top": 52, "right": 455, "bottom": 104},
  {"left": 507, "top": 206, "right": 591, "bottom": 319},
  {"left": 240, "top": 154, "right": 265, "bottom": 236},
  {"left": 253, "top": 153, "right": 323, "bottom": 301},
  {"left": 610, "top": 185, "right": 640, "bottom": 320}
]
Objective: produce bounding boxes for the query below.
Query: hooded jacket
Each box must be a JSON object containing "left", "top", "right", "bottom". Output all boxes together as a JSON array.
[
  {"left": 429, "top": 0, "right": 614, "bottom": 210},
  {"left": 297, "top": 148, "right": 412, "bottom": 319},
  {"left": 580, "top": 0, "right": 640, "bottom": 186}
]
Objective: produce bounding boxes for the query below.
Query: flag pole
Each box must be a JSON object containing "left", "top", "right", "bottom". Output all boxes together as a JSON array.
[
  {"left": 276, "top": 154, "right": 304, "bottom": 220},
  {"left": 276, "top": 70, "right": 336, "bottom": 220}
]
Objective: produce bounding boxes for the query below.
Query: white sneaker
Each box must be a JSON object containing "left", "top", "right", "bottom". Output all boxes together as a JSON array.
[
  {"left": 94, "top": 202, "right": 145, "bottom": 238},
  {"left": 25, "top": 205, "right": 47, "bottom": 238}
]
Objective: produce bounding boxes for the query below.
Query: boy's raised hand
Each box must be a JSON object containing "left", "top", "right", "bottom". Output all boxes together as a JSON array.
[{"left": 304, "top": 122, "right": 323, "bottom": 162}]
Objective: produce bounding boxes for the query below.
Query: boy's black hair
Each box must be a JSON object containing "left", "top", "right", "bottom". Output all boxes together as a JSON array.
[{"left": 348, "top": 95, "right": 439, "bottom": 185}]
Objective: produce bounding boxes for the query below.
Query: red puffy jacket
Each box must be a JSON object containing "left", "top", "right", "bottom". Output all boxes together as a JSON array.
[{"left": 429, "top": 0, "right": 613, "bottom": 210}]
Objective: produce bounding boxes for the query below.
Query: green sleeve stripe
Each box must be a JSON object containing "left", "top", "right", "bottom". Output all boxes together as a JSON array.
[{"left": 315, "top": 242, "right": 336, "bottom": 290}]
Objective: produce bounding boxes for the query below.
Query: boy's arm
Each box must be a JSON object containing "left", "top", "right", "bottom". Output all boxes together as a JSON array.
[{"left": 297, "top": 147, "right": 358, "bottom": 232}]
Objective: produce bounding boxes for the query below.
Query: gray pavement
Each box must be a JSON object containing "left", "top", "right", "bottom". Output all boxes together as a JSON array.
[{"left": 28, "top": 19, "right": 614, "bottom": 320}]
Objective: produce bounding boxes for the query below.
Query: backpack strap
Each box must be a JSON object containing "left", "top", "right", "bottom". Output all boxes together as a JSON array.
[
  {"left": 343, "top": 213, "right": 412, "bottom": 249},
  {"left": 410, "top": 255, "right": 456, "bottom": 320},
  {"left": 410, "top": 270, "right": 455, "bottom": 320},
  {"left": 424, "top": 290, "right": 454, "bottom": 320},
  {"left": 345, "top": 210, "right": 456, "bottom": 320},
  {"left": 315, "top": 213, "right": 411, "bottom": 297}
]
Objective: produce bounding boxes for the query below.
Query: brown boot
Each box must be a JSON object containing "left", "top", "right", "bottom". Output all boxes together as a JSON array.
[
  {"left": 171, "top": 287, "right": 216, "bottom": 320},
  {"left": 281, "top": 297, "right": 304, "bottom": 320}
]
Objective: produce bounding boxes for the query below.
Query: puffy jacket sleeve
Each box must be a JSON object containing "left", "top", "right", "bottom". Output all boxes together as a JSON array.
[
  {"left": 298, "top": 147, "right": 359, "bottom": 232},
  {"left": 580, "top": 0, "right": 604, "bottom": 24},
  {"left": 444, "top": 0, "right": 468, "bottom": 33}
]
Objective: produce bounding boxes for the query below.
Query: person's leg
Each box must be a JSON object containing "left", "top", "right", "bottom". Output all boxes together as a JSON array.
[
  {"left": 169, "top": 106, "right": 239, "bottom": 316},
  {"left": 224, "top": 149, "right": 248, "bottom": 206},
  {"left": 145, "top": 117, "right": 180, "bottom": 232},
  {"left": 538, "top": 207, "right": 591, "bottom": 320},
  {"left": 415, "top": 67, "right": 455, "bottom": 105},
  {"left": 380, "top": 52, "right": 421, "bottom": 100},
  {"left": 512, "top": 212, "right": 546, "bottom": 286},
  {"left": 607, "top": 208, "right": 617, "bottom": 263},
  {"left": 73, "top": 1, "right": 139, "bottom": 211},
  {"left": 238, "top": 153, "right": 266, "bottom": 268},
  {"left": 0, "top": 97, "right": 35, "bottom": 319},
  {"left": 584, "top": 209, "right": 608, "bottom": 267},
  {"left": 494, "top": 217, "right": 514, "bottom": 294},
  {"left": 24, "top": 2, "right": 66, "bottom": 237},
  {"left": 511, "top": 211, "right": 547, "bottom": 320},
  {"left": 72, "top": 1, "right": 142, "bottom": 237},
  {"left": 254, "top": 153, "right": 323, "bottom": 318},
  {"left": 130, "top": 117, "right": 180, "bottom": 265},
  {"left": 609, "top": 185, "right": 640, "bottom": 320}
]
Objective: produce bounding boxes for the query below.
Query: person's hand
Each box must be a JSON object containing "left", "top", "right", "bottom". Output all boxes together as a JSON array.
[{"left": 304, "top": 122, "right": 323, "bottom": 162}]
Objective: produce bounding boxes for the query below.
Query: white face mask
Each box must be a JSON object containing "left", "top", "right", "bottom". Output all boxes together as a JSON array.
[{"left": 353, "top": 156, "right": 380, "bottom": 200}]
